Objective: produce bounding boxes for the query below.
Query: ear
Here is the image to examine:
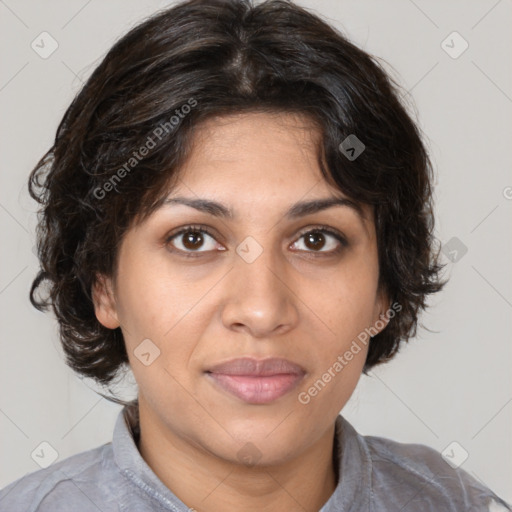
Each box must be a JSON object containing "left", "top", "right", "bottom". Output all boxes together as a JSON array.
[
  {"left": 91, "top": 274, "right": 120, "bottom": 329},
  {"left": 372, "top": 287, "right": 392, "bottom": 336}
]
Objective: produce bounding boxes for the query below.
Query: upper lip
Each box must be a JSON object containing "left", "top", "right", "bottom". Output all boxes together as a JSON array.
[{"left": 206, "top": 357, "right": 306, "bottom": 376}]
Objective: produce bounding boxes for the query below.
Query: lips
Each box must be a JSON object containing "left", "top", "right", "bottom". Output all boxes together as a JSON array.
[
  {"left": 205, "top": 357, "right": 306, "bottom": 404},
  {"left": 206, "top": 357, "right": 306, "bottom": 376}
]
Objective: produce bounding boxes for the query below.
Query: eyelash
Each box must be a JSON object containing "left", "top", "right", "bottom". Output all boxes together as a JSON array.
[{"left": 165, "top": 224, "right": 347, "bottom": 259}]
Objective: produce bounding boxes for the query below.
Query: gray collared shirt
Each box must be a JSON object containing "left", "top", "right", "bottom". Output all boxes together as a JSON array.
[{"left": 1, "top": 405, "right": 510, "bottom": 511}]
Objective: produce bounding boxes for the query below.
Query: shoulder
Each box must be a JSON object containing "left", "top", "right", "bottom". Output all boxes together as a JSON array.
[
  {"left": 0, "top": 442, "right": 118, "bottom": 512},
  {"left": 361, "top": 432, "right": 511, "bottom": 511}
]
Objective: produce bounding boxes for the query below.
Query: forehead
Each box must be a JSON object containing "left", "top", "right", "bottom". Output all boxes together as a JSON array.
[
  {"left": 176, "top": 112, "right": 332, "bottom": 196},
  {"left": 188, "top": 111, "right": 322, "bottom": 156},
  {"left": 155, "top": 111, "right": 374, "bottom": 233}
]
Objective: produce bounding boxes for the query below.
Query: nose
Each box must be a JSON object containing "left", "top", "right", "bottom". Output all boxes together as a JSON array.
[{"left": 220, "top": 236, "right": 299, "bottom": 338}]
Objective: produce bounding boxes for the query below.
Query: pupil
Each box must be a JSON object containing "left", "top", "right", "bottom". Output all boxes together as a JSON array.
[
  {"left": 306, "top": 232, "right": 324, "bottom": 250},
  {"left": 183, "top": 231, "right": 203, "bottom": 250}
]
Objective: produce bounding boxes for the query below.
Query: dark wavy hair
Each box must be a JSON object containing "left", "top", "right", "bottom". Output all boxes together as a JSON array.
[{"left": 29, "top": 0, "right": 447, "bottom": 392}]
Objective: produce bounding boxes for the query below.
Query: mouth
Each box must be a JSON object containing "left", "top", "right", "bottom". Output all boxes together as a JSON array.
[{"left": 204, "top": 357, "right": 306, "bottom": 405}]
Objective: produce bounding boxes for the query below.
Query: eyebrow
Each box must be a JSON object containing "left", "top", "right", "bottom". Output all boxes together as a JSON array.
[{"left": 162, "top": 195, "right": 367, "bottom": 226}]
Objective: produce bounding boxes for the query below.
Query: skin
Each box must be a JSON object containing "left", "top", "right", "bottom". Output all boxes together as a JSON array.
[{"left": 93, "top": 111, "right": 390, "bottom": 512}]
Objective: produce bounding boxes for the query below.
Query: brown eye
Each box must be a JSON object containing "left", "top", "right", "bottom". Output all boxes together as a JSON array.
[
  {"left": 181, "top": 230, "right": 205, "bottom": 250},
  {"left": 165, "top": 225, "right": 221, "bottom": 257},
  {"left": 291, "top": 227, "right": 347, "bottom": 255},
  {"left": 304, "top": 231, "right": 327, "bottom": 251}
]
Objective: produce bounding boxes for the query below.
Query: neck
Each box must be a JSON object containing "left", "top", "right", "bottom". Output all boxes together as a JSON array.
[{"left": 136, "top": 401, "right": 338, "bottom": 512}]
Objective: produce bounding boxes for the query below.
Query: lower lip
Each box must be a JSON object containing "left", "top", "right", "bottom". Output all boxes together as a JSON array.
[{"left": 206, "top": 372, "right": 304, "bottom": 404}]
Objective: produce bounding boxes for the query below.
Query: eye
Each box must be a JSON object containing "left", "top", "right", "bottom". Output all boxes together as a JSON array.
[
  {"left": 290, "top": 226, "right": 347, "bottom": 255},
  {"left": 165, "top": 224, "right": 223, "bottom": 258},
  {"left": 165, "top": 224, "right": 347, "bottom": 259}
]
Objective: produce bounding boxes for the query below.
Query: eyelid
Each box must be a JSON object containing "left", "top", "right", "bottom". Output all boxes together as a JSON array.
[
  {"left": 165, "top": 224, "right": 219, "bottom": 244},
  {"left": 164, "top": 224, "right": 222, "bottom": 257},
  {"left": 294, "top": 224, "right": 347, "bottom": 245}
]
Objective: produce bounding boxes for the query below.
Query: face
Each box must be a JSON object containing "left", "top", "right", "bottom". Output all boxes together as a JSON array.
[{"left": 93, "top": 111, "right": 389, "bottom": 466}]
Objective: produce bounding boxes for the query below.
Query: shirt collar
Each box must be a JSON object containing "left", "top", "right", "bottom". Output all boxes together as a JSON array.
[
  {"left": 113, "top": 402, "right": 371, "bottom": 512},
  {"left": 320, "top": 413, "right": 372, "bottom": 511},
  {"left": 113, "top": 401, "right": 189, "bottom": 512}
]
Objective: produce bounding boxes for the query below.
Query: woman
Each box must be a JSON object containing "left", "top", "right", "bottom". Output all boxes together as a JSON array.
[{"left": 1, "top": 0, "right": 510, "bottom": 510}]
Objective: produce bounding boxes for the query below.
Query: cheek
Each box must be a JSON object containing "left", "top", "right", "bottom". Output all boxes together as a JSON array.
[
  {"left": 300, "top": 257, "right": 376, "bottom": 398},
  {"left": 114, "top": 248, "right": 193, "bottom": 337},
  {"left": 113, "top": 253, "right": 209, "bottom": 381},
  {"left": 313, "top": 260, "right": 380, "bottom": 342},
  {"left": 116, "top": 278, "right": 174, "bottom": 338}
]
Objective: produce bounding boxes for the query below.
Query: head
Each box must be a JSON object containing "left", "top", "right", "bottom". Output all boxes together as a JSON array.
[{"left": 30, "top": 0, "right": 446, "bottom": 464}]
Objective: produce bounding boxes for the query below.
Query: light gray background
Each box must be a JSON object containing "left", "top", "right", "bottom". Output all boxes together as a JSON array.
[{"left": 1, "top": 0, "right": 511, "bottom": 502}]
